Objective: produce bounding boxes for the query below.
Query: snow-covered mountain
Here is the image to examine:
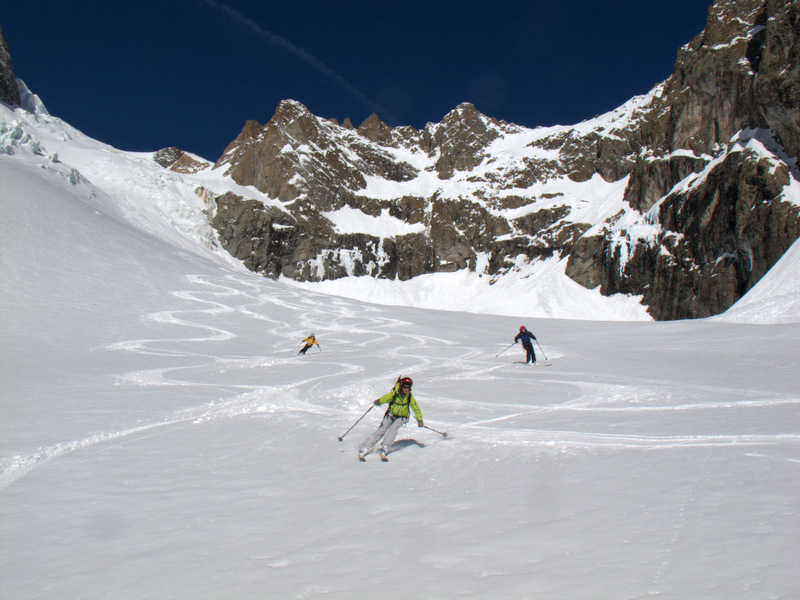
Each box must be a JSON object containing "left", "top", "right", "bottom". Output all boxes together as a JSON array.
[
  {"left": 0, "top": 85, "right": 653, "bottom": 321},
  {"left": 188, "top": 0, "right": 798, "bottom": 321},
  {"left": 2, "top": 88, "right": 800, "bottom": 598},
  {"left": 4, "top": 0, "right": 797, "bottom": 322}
]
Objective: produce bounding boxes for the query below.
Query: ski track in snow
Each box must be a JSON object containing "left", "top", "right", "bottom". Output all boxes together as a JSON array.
[
  {"left": 651, "top": 448, "right": 715, "bottom": 586},
  {"left": 3, "top": 273, "right": 798, "bottom": 491}
]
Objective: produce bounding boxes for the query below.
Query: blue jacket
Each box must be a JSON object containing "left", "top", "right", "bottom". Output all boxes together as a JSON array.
[{"left": 514, "top": 330, "right": 536, "bottom": 346}]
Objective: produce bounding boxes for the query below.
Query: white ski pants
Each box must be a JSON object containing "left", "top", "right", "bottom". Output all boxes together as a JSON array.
[{"left": 361, "top": 413, "right": 408, "bottom": 452}]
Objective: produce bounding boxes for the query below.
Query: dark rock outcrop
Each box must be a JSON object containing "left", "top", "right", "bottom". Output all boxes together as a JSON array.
[
  {"left": 0, "top": 27, "right": 21, "bottom": 107},
  {"left": 153, "top": 147, "right": 210, "bottom": 174},
  {"left": 567, "top": 133, "right": 799, "bottom": 319}
]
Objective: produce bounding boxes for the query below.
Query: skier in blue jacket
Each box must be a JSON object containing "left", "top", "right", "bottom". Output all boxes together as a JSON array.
[{"left": 514, "top": 325, "right": 537, "bottom": 364}]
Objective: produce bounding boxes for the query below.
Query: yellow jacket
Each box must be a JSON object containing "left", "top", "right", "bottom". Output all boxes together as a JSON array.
[
  {"left": 302, "top": 336, "right": 319, "bottom": 347},
  {"left": 376, "top": 383, "right": 423, "bottom": 422}
]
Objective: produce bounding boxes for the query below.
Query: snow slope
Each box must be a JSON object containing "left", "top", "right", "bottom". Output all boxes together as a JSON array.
[
  {"left": 2, "top": 100, "right": 800, "bottom": 599},
  {"left": 714, "top": 232, "right": 800, "bottom": 325}
]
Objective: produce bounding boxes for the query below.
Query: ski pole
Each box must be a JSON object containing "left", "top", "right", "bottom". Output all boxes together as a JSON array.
[
  {"left": 535, "top": 339, "right": 548, "bottom": 360},
  {"left": 337, "top": 404, "right": 374, "bottom": 441},
  {"left": 495, "top": 342, "right": 515, "bottom": 357},
  {"left": 423, "top": 424, "right": 447, "bottom": 438}
]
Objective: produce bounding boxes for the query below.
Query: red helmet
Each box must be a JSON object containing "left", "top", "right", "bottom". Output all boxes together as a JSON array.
[
  {"left": 399, "top": 377, "right": 413, "bottom": 388},
  {"left": 520, "top": 325, "right": 526, "bottom": 331}
]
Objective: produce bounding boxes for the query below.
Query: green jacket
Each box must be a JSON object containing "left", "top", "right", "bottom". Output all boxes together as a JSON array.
[{"left": 376, "top": 383, "right": 423, "bottom": 422}]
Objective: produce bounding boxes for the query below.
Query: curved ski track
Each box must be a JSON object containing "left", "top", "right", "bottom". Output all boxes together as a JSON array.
[{"left": 2, "top": 273, "right": 799, "bottom": 489}]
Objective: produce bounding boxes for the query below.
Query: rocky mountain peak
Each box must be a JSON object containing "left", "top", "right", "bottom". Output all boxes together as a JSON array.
[
  {"left": 357, "top": 113, "right": 393, "bottom": 144},
  {"left": 701, "top": 0, "right": 762, "bottom": 47},
  {"left": 270, "top": 99, "right": 326, "bottom": 144},
  {"left": 212, "top": 99, "right": 419, "bottom": 213},
  {"left": 644, "top": 0, "right": 799, "bottom": 158},
  {"left": 426, "top": 102, "right": 504, "bottom": 179}
]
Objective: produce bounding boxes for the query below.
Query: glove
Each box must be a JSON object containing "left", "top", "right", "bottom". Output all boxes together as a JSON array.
[
  {"left": 373, "top": 399, "right": 381, "bottom": 406},
  {"left": 532, "top": 335, "right": 537, "bottom": 340},
  {"left": 515, "top": 339, "right": 519, "bottom": 343},
  {"left": 417, "top": 421, "right": 423, "bottom": 427}
]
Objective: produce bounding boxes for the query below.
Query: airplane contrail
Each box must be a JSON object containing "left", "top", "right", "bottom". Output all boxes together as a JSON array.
[{"left": 199, "top": 0, "right": 400, "bottom": 125}]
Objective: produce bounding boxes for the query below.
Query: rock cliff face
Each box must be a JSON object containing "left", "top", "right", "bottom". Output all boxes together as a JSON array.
[
  {"left": 566, "top": 0, "right": 800, "bottom": 319},
  {"left": 0, "top": 27, "right": 22, "bottom": 107},
  {"left": 197, "top": 0, "right": 799, "bottom": 320}
]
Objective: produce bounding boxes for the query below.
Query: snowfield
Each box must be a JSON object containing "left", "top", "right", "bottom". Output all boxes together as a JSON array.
[{"left": 2, "top": 99, "right": 799, "bottom": 599}]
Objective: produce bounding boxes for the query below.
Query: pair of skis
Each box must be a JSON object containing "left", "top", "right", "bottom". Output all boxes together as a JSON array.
[
  {"left": 358, "top": 449, "right": 388, "bottom": 462},
  {"left": 352, "top": 424, "right": 448, "bottom": 462}
]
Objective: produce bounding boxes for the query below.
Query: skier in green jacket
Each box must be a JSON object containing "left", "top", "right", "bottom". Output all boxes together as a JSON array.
[{"left": 359, "top": 377, "right": 423, "bottom": 461}]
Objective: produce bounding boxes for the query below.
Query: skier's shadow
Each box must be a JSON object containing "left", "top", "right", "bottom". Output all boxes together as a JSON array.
[{"left": 389, "top": 439, "right": 426, "bottom": 453}]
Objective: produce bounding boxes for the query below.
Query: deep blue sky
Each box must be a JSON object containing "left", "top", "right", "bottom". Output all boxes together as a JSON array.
[{"left": 3, "top": 1, "right": 711, "bottom": 161}]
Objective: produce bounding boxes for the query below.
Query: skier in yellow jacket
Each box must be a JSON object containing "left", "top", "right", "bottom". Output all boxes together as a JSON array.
[
  {"left": 359, "top": 377, "right": 423, "bottom": 461},
  {"left": 298, "top": 333, "right": 319, "bottom": 355}
]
